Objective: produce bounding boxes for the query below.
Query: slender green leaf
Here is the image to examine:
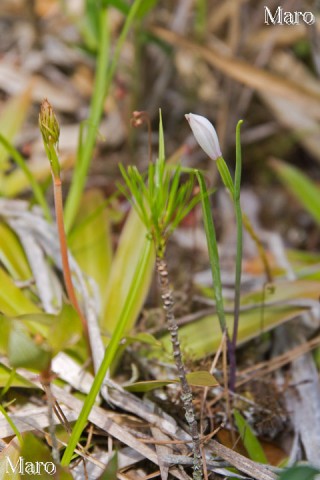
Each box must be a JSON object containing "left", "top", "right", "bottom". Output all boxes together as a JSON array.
[
  {"left": 195, "top": 170, "right": 226, "bottom": 332},
  {"left": 234, "top": 410, "right": 268, "bottom": 464},
  {"left": 159, "top": 280, "right": 320, "bottom": 360},
  {"left": 0, "top": 406, "right": 23, "bottom": 445},
  {"left": 61, "top": 237, "right": 153, "bottom": 467},
  {"left": 0, "top": 363, "right": 33, "bottom": 389}
]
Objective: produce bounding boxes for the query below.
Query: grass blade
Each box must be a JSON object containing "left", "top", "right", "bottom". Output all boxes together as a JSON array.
[
  {"left": 234, "top": 409, "right": 268, "bottom": 464},
  {"left": 61, "top": 238, "right": 153, "bottom": 467}
]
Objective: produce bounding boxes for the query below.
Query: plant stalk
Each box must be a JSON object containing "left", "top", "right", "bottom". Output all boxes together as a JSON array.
[
  {"left": 229, "top": 199, "right": 242, "bottom": 391},
  {"left": 229, "top": 120, "right": 243, "bottom": 392},
  {"left": 64, "top": 7, "right": 110, "bottom": 233},
  {"left": 52, "top": 174, "right": 90, "bottom": 347},
  {"left": 156, "top": 255, "right": 203, "bottom": 480}
]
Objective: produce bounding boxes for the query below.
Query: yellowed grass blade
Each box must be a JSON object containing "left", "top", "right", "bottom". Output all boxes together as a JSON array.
[{"left": 69, "top": 189, "right": 112, "bottom": 314}]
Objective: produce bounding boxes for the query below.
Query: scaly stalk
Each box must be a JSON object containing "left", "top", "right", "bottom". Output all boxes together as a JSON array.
[{"left": 156, "top": 254, "right": 203, "bottom": 480}]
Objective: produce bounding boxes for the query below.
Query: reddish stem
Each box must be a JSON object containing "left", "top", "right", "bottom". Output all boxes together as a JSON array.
[{"left": 53, "top": 175, "right": 90, "bottom": 348}]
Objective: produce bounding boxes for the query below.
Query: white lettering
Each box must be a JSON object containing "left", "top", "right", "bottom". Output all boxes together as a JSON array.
[
  {"left": 264, "top": 6, "right": 282, "bottom": 25},
  {"left": 25, "top": 461, "right": 36, "bottom": 474},
  {"left": 304, "top": 12, "right": 316, "bottom": 24},
  {"left": 5, "top": 456, "right": 56, "bottom": 475},
  {"left": 6, "top": 457, "right": 21, "bottom": 473},
  {"left": 264, "top": 6, "right": 315, "bottom": 25},
  {"left": 45, "top": 462, "right": 56, "bottom": 474},
  {"left": 284, "top": 11, "right": 294, "bottom": 25}
]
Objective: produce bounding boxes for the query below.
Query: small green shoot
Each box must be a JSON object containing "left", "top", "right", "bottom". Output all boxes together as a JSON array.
[{"left": 120, "top": 112, "right": 203, "bottom": 480}]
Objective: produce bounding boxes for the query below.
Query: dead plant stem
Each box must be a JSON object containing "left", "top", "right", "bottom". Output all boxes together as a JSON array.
[{"left": 156, "top": 255, "right": 203, "bottom": 480}]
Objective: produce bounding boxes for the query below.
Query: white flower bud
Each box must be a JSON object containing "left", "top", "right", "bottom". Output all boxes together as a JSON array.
[{"left": 185, "top": 113, "right": 222, "bottom": 160}]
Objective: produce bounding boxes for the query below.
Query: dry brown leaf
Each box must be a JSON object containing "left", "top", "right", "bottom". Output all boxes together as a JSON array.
[
  {"left": 152, "top": 27, "right": 320, "bottom": 121},
  {"left": 246, "top": 25, "right": 306, "bottom": 51}
]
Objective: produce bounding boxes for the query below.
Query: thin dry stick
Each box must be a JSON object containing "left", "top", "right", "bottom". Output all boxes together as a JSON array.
[
  {"left": 156, "top": 255, "right": 203, "bottom": 480},
  {"left": 139, "top": 426, "right": 222, "bottom": 445}
]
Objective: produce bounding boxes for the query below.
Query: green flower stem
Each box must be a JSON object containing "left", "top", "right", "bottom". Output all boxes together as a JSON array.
[
  {"left": 195, "top": 170, "right": 226, "bottom": 333},
  {"left": 229, "top": 120, "right": 243, "bottom": 391},
  {"left": 64, "top": 0, "right": 144, "bottom": 232},
  {"left": 216, "top": 156, "right": 234, "bottom": 198},
  {"left": 61, "top": 238, "right": 153, "bottom": 467},
  {"left": 211, "top": 122, "right": 243, "bottom": 391}
]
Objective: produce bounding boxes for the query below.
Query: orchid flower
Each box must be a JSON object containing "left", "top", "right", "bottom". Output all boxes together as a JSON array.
[{"left": 185, "top": 113, "right": 222, "bottom": 160}]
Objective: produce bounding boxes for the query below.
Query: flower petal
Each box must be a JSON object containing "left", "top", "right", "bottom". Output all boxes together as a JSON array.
[{"left": 185, "top": 113, "right": 222, "bottom": 160}]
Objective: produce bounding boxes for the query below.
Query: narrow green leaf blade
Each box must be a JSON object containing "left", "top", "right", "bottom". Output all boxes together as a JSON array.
[
  {"left": 195, "top": 170, "right": 226, "bottom": 332},
  {"left": 234, "top": 409, "right": 268, "bottom": 464}
]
